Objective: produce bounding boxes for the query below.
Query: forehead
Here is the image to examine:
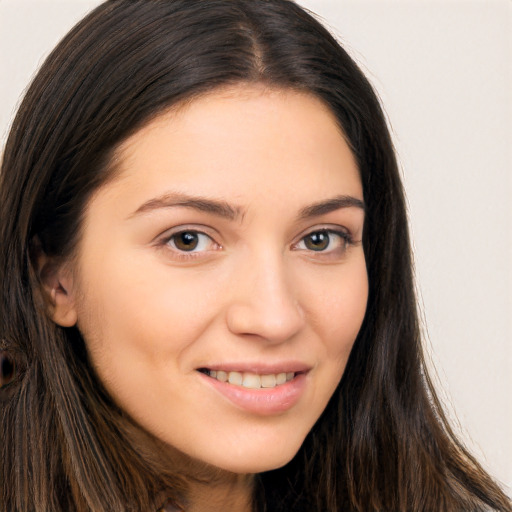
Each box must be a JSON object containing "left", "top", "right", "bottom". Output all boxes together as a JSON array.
[{"left": 95, "top": 84, "right": 362, "bottom": 215}]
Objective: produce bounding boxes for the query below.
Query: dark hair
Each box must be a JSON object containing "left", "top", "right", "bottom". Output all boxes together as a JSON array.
[{"left": 1, "top": 1, "right": 510, "bottom": 511}]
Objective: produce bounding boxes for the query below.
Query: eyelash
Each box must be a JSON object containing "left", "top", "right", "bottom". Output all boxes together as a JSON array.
[
  {"left": 293, "top": 229, "right": 354, "bottom": 256},
  {"left": 159, "top": 227, "right": 354, "bottom": 261}
]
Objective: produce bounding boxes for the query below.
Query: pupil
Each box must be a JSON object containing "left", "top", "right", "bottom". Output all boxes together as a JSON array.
[
  {"left": 175, "top": 232, "right": 198, "bottom": 251},
  {"left": 306, "top": 232, "right": 328, "bottom": 251}
]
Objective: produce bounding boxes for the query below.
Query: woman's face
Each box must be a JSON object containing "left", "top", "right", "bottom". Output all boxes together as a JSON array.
[{"left": 59, "top": 85, "right": 368, "bottom": 473}]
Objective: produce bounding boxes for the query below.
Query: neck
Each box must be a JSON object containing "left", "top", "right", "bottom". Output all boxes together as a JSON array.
[
  {"left": 156, "top": 446, "right": 256, "bottom": 512},
  {"left": 185, "top": 472, "right": 255, "bottom": 512},
  {"left": 120, "top": 422, "right": 257, "bottom": 512}
]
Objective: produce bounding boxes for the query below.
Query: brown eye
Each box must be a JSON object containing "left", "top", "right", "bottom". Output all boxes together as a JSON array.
[
  {"left": 173, "top": 232, "right": 199, "bottom": 251},
  {"left": 303, "top": 231, "right": 330, "bottom": 251},
  {"left": 167, "top": 231, "right": 215, "bottom": 253},
  {"left": 296, "top": 229, "right": 352, "bottom": 254}
]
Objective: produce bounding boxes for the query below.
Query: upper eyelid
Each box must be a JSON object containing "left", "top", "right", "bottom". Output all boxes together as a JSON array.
[
  {"left": 157, "top": 225, "right": 219, "bottom": 242},
  {"left": 293, "top": 224, "right": 352, "bottom": 243}
]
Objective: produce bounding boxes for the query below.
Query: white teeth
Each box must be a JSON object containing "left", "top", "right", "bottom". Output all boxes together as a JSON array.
[
  {"left": 216, "top": 370, "right": 228, "bottom": 382},
  {"left": 260, "top": 374, "right": 277, "bottom": 388},
  {"left": 242, "top": 373, "right": 261, "bottom": 389},
  {"left": 228, "top": 371, "right": 243, "bottom": 386},
  {"left": 276, "top": 373, "right": 287, "bottom": 385},
  {"left": 204, "top": 369, "right": 296, "bottom": 389}
]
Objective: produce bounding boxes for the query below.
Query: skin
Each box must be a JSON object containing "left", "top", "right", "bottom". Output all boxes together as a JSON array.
[{"left": 46, "top": 85, "right": 368, "bottom": 511}]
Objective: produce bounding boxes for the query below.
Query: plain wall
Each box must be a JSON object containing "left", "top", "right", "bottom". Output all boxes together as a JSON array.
[{"left": 1, "top": 0, "right": 511, "bottom": 492}]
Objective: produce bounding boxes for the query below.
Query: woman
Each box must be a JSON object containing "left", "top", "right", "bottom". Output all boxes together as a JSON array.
[{"left": 0, "top": 1, "right": 510, "bottom": 511}]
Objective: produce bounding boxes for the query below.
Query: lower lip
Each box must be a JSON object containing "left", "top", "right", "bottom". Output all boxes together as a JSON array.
[{"left": 198, "top": 372, "right": 307, "bottom": 415}]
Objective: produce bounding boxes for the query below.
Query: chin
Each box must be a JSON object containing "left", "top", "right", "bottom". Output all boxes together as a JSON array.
[{"left": 208, "top": 444, "right": 302, "bottom": 475}]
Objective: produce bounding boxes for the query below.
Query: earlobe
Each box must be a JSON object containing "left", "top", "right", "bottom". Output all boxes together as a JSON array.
[{"left": 33, "top": 242, "right": 78, "bottom": 328}]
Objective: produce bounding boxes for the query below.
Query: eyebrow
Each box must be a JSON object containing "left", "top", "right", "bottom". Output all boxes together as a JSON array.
[
  {"left": 130, "top": 192, "right": 243, "bottom": 220},
  {"left": 129, "top": 192, "right": 364, "bottom": 220},
  {"left": 298, "top": 195, "right": 365, "bottom": 219}
]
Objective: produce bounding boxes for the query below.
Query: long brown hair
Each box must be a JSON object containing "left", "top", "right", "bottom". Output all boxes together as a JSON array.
[{"left": 1, "top": 1, "right": 510, "bottom": 511}]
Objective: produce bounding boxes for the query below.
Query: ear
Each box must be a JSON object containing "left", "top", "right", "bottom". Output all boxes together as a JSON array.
[{"left": 33, "top": 242, "right": 78, "bottom": 328}]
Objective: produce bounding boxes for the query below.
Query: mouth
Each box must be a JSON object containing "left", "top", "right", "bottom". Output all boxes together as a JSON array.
[
  {"left": 197, "top": 368, "right": 299, "bottom": 389},
  {"left": 197, "top": 366, "right": 308, "bottom": 415}
]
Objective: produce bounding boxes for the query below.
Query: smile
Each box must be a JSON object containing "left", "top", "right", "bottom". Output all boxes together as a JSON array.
[
  {"left": 198, "top": 369, "right": 296, "bottom": 389},
  {"left": 197, "top": 366, "right": 309, "bottom": 415}
]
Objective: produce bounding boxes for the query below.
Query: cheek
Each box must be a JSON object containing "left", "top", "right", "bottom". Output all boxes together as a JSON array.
[
  {"left": 74, "top": 252, "right": 223, "bottom": 386},
  {"left": 305, "top": 255, "right": 368, "bottom": 358},
  {"left": 301, "top": 254, "right": 368, "bottom": 404}
]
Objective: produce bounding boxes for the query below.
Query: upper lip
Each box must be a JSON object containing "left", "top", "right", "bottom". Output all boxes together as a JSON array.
[{"left": 196, "top": 361, "right": 312, "bottom": 374}]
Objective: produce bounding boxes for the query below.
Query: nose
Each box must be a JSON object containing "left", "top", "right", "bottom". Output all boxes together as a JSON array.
[{"left": 225, "top": 251, "right": 305, "bottom": 343}]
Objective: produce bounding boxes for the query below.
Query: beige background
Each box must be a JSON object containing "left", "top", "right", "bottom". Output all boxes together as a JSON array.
[{"left": 1, "top": 0, "right": 510, "bottom": 492}]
